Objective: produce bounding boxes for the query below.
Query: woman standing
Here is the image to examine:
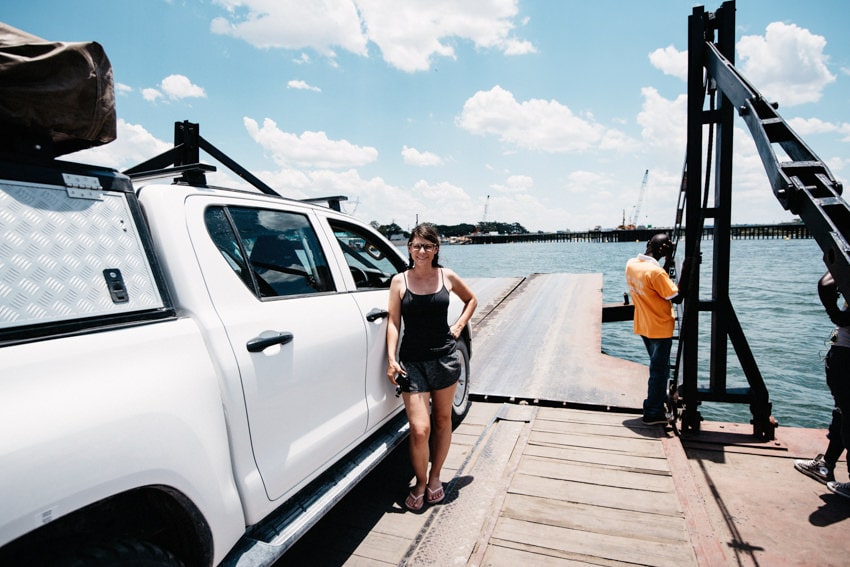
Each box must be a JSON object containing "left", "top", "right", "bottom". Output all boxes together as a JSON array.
[{"left": 387, "top": 224, "right": 477, "bottom": 511}]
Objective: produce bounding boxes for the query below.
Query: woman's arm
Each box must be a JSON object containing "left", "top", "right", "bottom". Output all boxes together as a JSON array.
[
  {"left": 445, "top": 269, "right": 478, "bottom": 339},
  {"left": 386, "top": 274, "right": 405, "bottom": 382}
]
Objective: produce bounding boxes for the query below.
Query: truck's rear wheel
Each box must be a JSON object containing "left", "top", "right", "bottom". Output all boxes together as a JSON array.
[
  {"left": 452, "top": 339, "right": 471, "bottom": 428},
  {"left": 61, "top": 539, "right": 183, "bottom": 567}
]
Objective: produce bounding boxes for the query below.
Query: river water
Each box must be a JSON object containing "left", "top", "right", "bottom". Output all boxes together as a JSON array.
[{"left": 440, "top": 238, "right": 835, "bottom": 429}]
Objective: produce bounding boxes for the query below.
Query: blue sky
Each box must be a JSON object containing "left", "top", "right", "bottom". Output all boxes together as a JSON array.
[{"left": 5, "top": 1, "right": 849, "bottom": 232}]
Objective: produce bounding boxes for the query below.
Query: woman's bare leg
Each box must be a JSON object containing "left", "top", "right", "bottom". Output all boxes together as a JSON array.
[
  {"left": 427, "top": 383, "right": 457, "bottom": 491},
  {"left": 403, "top": 391, "right": 432, "bottom": 498}
]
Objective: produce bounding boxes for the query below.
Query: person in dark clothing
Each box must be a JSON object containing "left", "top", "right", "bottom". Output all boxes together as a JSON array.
[
  {"left": 387, "top": 224, "right": 477, "bottom": 511},
  {"left": 794, "top": 271, "right": 850, "bottom": 499}
]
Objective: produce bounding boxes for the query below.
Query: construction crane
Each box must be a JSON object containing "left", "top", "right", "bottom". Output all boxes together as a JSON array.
[
  {"left": 630, "top": 169, "right": 649, "bottom": 227},
  {"left": 617, "top": 169, "right": 649, "bottom": 229},
  {"left": 473, "top": 195, "right": 491, "bottom": 236}
]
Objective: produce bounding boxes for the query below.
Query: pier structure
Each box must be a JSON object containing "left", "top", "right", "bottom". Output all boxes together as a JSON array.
[
  {"left": 279, "top": 273, "right": 848, "bottom": 566},
  {"left": 467, "top": 223, "right": 810, "bottom": 245}
]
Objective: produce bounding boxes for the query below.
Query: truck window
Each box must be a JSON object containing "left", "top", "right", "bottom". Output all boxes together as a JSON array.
[
  {"left": 205, "top": 206, "right": 335, "bottom": 298},
  {"left": 329, "top": 221, "right": 406, "bottom": 289}
]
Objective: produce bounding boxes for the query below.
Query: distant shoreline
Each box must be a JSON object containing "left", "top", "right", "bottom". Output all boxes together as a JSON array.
[{"left": 467, "top": 222, "right": 810, "bottom": 244}]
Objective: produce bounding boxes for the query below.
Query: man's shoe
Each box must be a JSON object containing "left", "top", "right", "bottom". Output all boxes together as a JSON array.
[
  {"left": 827, "top": 481, "right": 850, "bottom": 500},
  {"left": 641, "top": 415, "right": 668, "bottom": 425},
  {"left": 794, "top": 454, "right": 835, "bottom": 484}
]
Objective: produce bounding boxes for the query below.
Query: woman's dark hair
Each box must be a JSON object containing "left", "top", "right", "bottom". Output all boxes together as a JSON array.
[{"left": 407, "top": 223, "right": 442, "bottom": 269}]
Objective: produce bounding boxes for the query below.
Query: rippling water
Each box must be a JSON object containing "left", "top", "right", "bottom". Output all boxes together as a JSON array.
[{"left": 440, "top": 238, "right": 834, "bottom": 429}]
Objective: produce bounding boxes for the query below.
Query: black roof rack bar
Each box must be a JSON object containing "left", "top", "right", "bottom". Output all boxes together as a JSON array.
[
  {"left": 123, "top": 121, "right": 279, "bottom": 196},
  {"left": 301, "top": 195, "right": 348, "bottom": 212},
  {"left": 127, "top": 163, "right": 216, "bottom": 183}
]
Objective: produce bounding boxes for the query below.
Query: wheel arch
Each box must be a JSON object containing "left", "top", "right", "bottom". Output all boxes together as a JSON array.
[{"left": 0, "top": 486, "right": 213, "bottom": 567}]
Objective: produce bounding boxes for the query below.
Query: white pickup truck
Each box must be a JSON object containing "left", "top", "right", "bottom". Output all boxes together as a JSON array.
[{"left": 0, "top": 145, "right": 471, "bottom": 566}]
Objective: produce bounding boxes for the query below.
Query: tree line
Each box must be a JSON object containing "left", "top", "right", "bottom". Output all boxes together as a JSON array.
[{"left": 370, "top": 221, "right": 529, "bottom": 238}]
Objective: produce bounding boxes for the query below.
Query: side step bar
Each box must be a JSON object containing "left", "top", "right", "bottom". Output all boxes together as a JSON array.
[{"left": 221, "top": 412, "right": 410, "bottom": 567}]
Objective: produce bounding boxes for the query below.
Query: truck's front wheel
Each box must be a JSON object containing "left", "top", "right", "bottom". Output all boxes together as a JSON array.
[{"left": 452, "top": 339, "right": 471, "bottom": 428}]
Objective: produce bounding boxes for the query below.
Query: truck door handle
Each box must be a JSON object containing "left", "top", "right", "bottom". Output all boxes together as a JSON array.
[
  {"left": 247, "top": 332, "right": 294, "bottom": 353},
  {"left": 366, "top": 309, "right": 389, "bottom": 322}
]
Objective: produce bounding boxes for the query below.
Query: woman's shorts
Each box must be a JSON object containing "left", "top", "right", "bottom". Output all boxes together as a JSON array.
[{"left": 400, "top": 350, "right": 462, "bottom": 393}]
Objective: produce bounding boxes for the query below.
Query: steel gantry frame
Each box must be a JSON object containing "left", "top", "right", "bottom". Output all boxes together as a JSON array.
[{"left": 673, "top": 1, "right": 850, "bottom": 440}]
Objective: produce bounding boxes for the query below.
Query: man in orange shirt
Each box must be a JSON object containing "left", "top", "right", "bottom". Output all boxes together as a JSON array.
[{"left": 625, "top": 234, "right": 684, "bottom": 425}]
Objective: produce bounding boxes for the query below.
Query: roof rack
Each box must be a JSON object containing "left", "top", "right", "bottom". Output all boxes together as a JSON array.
[
  {"left": 123, "top": 120, "right": 350, "bottom": 211},
  {"left": 124, "top": 121, "right": 277, "bottom": 194},
  {"left": 301, "top": 195, "right": 348, "bottom": 212}
]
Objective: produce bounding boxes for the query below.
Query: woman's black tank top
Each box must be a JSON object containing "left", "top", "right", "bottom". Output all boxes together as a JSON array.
[{"left": 399, "top": 269, "right": 456, "bottom": 361}]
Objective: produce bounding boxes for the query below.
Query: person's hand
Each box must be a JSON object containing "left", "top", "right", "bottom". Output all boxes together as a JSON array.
[{"left": 387, "top": 360, "right": 404, "bottom": 383}]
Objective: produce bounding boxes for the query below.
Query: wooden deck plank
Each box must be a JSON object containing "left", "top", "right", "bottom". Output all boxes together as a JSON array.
[
  {"left": 529, "top": 430, "right": 668, "bottom": 459},
  {"left": 342, "top": 555, "right": 395, "bottom": 567},
  {"left": 492, "top": 516, "right": 696, "bottom": 567},
  {"left": 536, "top": 406, "right": 640, "bottom": 425},
  {"left": 509, "top": 472, "right": 682, "bottom": 516},
  {"left": 533, "top": 415, "right": 670, "bottom": 440},
  {"left": 524, "top": 442, "right": 670, "bottom": 473},
  {"left": 479, "top": 544, "right": 590, "bottom": 567},
  {"left": 501, "top": 493, "right": 690, "bottom": 544},
  {"left": 517, "top": 455, "right": 674, "bottom": 493},
  {"left": 348, "top": 531, "right": 410, "bottom": 564}
]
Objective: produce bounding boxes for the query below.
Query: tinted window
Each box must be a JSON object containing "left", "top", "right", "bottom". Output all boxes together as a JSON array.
[
  {"left": 206, "top": 206, "right": 334, "bottom": 298},
  {"left": 330, "top": 222, "right": 405, "bottom": 289}
]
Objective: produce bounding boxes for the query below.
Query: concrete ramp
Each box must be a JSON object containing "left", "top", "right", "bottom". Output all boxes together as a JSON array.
[{"left": 467, "top": 273, "right": 647, "bottom": 410}]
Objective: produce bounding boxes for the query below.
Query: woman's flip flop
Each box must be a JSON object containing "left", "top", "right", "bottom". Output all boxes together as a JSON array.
[
  {"left": 426, "top": 484, "right": 445, "bottom": 504},
  {"left": 405, "top": 490, "right": 425, "bottom": 511}
]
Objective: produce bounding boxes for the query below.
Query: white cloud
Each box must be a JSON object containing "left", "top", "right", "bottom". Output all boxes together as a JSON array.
[
  {"left": 648, "top": 45, "right": 687, "bottom": 81},
  {"left": 287, "top": 79, "right": 321, "bottom": 92},
  {"left": 490, "top": 174, "right": 533, "bottom": 193},
  {"left": 358, "top": 0, "right": 535, "bottom": 72},
  {"left": 457, "top": 85, "right": 635, "bottom": 153},
  {"left": 647, "top": 23, "right": 836, "bottom": 106},
  {"left": 787, "top": 116, "right": 850, "bottom": 142},
  {"left": 565, "top": 170, "right": 610, "bottom": 194},
  {"left": 414, "top": 179, "right": 471, "bottom": 206},
  {"left": 63, "top": 119, "right": 173, "bottom": 170},
  {"left": 115, "top": 83, "right": 133, "bottom": 95},
  {"left": 160, "top": 74, "right": 207, "bottom": 100},
  {"left": 211, "top": 0, "right": 368, "bottom": 61},
  {"left": 210, "top": 0, "right": 533, "bottom": 72},
  {"left": 243, "top": 116, "right": 378, "bottom": 169},
  {"left": 738, "top": 22, "right": 835, "bottom": 106},
  {"left": 636, "top": 87, "right": 687, "bottom": 151},
  {"left": 142, "top": 88, "right": 162, "bottom": 102},
  {"left": 402, "top": 145, "right": 443, "bottom": 166}
]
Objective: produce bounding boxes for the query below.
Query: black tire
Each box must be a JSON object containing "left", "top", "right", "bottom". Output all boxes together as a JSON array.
[
  {"left": 61, "top": 539, "right": 184, "bottom": 567},
  {"left": 452, "top": 339, "right": 471, "bottom": 428}
]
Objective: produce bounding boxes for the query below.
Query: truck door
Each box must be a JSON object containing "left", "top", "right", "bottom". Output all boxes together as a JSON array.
[
  {"left": 325, "top": 220, "right": 408, "bottom": 429},
  {"left": 188, "top": 200, "right": 368, "bottom": 501}
]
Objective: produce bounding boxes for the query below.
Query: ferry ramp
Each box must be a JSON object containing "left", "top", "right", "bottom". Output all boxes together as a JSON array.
[
  {"left": 466, "top": 272, "right": 646, "bottom": 410},
  {"left": 276, "top": 273, "right": 848, "bottom": 566}
]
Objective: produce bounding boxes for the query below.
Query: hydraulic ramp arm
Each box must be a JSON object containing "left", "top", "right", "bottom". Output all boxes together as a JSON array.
[
  {"left": 674, "top": 1, "right": 850, "bottom": 439},
  {"left": 704, "top": 14, "right": 849, "bottom": 295}
]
